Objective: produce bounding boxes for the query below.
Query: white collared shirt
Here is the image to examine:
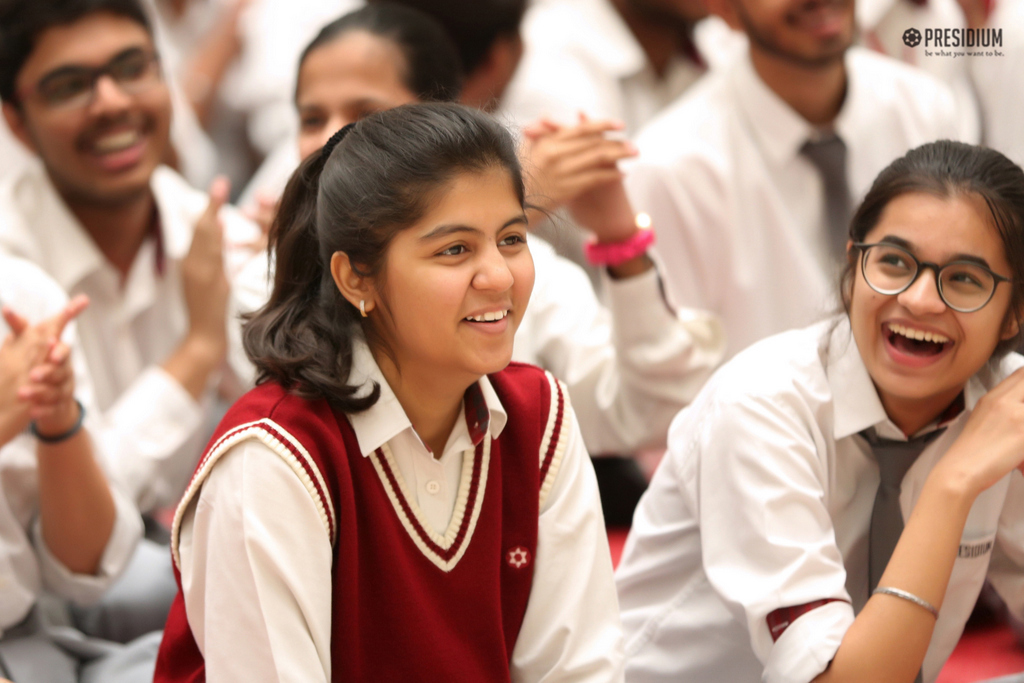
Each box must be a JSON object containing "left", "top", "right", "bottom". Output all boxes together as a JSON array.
[
  {"left": 627, "top": 47, "right": 962, "bottom": 359},
  {"left": 177, "top": 340, "right": 625, "bottom": 682},
  {"left": 231, "top": 235, "right": 724, "bottom": 455},
  {"left": 615, "top": 318, "right": 1024, "bottom": 683},
  {"left": 0, "top": 163, "right": 260, "bottom": 513},
  {"left": 500, "top": 0, "right": 706, "bottom": 136},
  {"left": 0, "top": 255, "right": 142, "bottom": 634},
  {"left": 696, "top": 0, "right": 981, "bottom": 141}
]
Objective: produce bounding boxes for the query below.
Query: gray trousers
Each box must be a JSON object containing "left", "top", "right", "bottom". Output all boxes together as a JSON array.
[
  {"left": 70, "top": 537, "right": 177, "bottom": 643},
  {"left": 0, "top": 601, "right": 161, "bottom": 683}
]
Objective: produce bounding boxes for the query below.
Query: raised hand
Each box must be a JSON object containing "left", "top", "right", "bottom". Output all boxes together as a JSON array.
[
  {"left": 182, "top": 176, "right": 231, "bottom": 358},
  {"left": 0, "top": 295, "right": 89, "bottom": 445},
  {"left": 936, "top": 366, "right": 1024, "bottom": 496},
  {"left": 164, "top": 177, "right": 232, "bottom": 400},
  {"left": 522, "top": 115, "right": 637, "bottom": 219}
]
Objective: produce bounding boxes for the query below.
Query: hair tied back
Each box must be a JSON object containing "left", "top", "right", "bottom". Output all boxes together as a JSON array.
[{"left": 321, "top": 123, "right": 357, "bottom": 163}]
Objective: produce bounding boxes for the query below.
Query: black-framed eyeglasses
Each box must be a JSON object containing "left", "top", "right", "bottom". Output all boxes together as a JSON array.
[
  {"left": 18, "top": 47, "right": 161, "bottom": 110},
  {"left": 854, "top": 241, "right": 1012, "bottom": 313}
]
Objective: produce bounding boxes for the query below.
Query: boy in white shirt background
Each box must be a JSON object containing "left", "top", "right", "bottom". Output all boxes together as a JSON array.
[
  {"left": 0, "top": 254, "right": 150, "bottom": 682},
  {"left": 626, "top": 0, "right": 965, "bottom": 359},
  {"left": 0, "top": 0, "right": 259, "bottom": 643}
]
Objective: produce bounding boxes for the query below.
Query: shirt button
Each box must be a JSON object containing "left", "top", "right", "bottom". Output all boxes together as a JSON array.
[{"left": 426, "top": 480, "right": 441, "bottom": 495}]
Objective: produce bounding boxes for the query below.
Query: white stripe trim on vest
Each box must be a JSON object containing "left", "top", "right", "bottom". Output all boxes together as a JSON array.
[
  {"left": 538, "top": 373, "right": 570, "bottom": 509},
  {"left": 368, "top": 439, "right": 490, "bottom": 573},
  {"left": 170, "top": 419, "right": 337, "bottom": 569}
]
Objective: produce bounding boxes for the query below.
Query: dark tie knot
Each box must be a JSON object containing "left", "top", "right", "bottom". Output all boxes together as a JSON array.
[{"left": 860, "top": 428, "right": 946, "bottom": 487}]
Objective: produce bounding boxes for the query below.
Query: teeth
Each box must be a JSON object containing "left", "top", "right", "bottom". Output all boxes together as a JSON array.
[
  {"left": 466, "top": 310, "right": 508, "bottom": 322},
  {"left": 888, "top": 323, "right": 950, "bottom": 344},
  {"left": 94, "top": 130, "right": 140, "bottom": 153}
]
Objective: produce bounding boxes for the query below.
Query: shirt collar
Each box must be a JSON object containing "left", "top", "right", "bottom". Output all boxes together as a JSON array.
[
  {"left": 345, "top": 339, "right": 508, "bottom": 457},
  {"left": 18, "top": 164, "right": 183, "bottom": 291},
  {"left": 827, "top": 316, "right": 989, "bottom": 440},
  {"left": 731, "top": 48, "right": 863, "bottom": 166},
  {"left": 826, "top": 317, "right": 889, "bottom": 440}
]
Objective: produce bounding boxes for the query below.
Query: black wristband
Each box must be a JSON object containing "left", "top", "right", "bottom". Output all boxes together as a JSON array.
[{"left": 30, "top": 399, "right": 85, "bottom": 444}]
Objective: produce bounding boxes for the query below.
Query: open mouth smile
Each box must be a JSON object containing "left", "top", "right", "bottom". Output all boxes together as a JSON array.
[{"left": 883, "top": 321, "right": 954, "bottom": 363}]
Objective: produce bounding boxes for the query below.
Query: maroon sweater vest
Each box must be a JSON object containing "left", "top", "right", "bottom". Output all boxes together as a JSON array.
[{"left": 154, "top": 362, "right": 568, "bottom": 682}]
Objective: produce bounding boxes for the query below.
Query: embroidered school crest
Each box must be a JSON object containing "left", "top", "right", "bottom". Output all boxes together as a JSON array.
[{"left": 507, "top": 546, "right": 531, "bottom": 569}]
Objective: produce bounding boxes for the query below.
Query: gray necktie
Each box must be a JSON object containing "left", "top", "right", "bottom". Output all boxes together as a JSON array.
[
  {"left": 861, "top": 428, "right": 943, "bottom": 683},
  {"left": 861, "top": 427, "right": 945, "bottom": 592},
  {"left": 801, "top": 135, "right": 852, "bottom": 260}
]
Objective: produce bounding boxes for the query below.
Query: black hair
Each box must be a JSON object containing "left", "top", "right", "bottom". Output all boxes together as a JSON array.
[
  {"left": 297, "top": 3, "right": 463, "bottom": 103},
  {"left": 0, "top": 0, "right": 152, "bottom": 103},
  {"left": 841, "top": 140, "right": 1024, "bottom": 355},
  {"left": 367, "top": 0, "right": 526, "bottom": 75},
  {"left": 243, "top": 103, "right": 525, "bottom": 411}
]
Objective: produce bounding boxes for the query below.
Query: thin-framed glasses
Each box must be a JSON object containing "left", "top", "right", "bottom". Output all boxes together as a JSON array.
[
  {"left": 18, "top": 47, "right": 161, "bottom": 110},
  {"left": 854, "top": 241, "right": 1012, "bottom": 313}
]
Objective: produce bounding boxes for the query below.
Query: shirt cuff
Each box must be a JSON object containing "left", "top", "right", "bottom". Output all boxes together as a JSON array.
[
  {"left": 600, "top": 266, "right": 677, "bottom": 344},
  {"left": 34, "top": 486, "right": 143, "bottom": 606},
  {"left": 763, "top": 600, "right": 855, "bottom": 683}
]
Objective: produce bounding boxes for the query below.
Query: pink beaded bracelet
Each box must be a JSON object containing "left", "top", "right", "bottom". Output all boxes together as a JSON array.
[{"left": 584, "top": 215, "right": 655, "bottom": 267}]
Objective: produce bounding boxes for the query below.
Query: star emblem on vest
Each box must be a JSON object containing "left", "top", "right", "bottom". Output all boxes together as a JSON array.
[
  {"left": 902, "top": 28, "right": 922, "bottom": 47},
  {"left": 507, "top": 546, "right": 530, "bottom": 569}
]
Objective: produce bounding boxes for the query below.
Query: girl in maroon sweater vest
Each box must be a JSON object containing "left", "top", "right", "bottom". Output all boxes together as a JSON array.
[{"left": 154, "top": 103, "right": 624, "bottom": 682}]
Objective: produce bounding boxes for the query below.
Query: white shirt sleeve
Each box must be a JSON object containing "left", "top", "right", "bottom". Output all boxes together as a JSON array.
[
  {"left": 626, "top": 156, "right": 731, "bottom": 317},
  {"left": 521, "top": 240, "right": 723, "bottom": 454},
  {"left": 177, "top": 439, "right": 333, "bottom": 683},
  {"left": 511, "top": 400, "right": 626, "bottom": 682},
  {"left": 34, "top": 473, "right": 142, "bottom": 606},
  {"left": 985, "top": 471, "right": 1024, "bottom": 619},
  {"left": 688, "top": 391, "right": 855, "bottom": 683},
  {"left": 97, "top": 366, "right": 206, "bottom": 513}
]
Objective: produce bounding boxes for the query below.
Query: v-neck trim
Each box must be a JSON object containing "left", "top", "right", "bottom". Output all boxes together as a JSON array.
[{"left": 368, "top": 439, "right": 490, "bottom": 572}]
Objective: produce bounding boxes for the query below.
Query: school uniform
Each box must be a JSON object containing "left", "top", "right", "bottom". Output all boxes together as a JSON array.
[
  {"left": 0, "top": 162, "right": 260, "bottom": 513},
  {"left": 627, "top": 47, "right": 963, "bottom": 359},
  {"left": 154, "top": 339, "right": 625, "bottom": 682},
  {"left": 0, "top": 254, "right": 151, "bottom": 683},
  {"left": 231, "top": 235, "right": 724, "bottom": 457},
  {"left": 614, "top": 317, "right": 1024, "bottom": 683},
  {"left": 695, "top": 0, "right": 981, "bottom": 141}
]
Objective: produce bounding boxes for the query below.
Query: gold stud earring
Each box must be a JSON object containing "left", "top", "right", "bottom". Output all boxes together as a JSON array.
[{"left": 360, "top": 300, "right": 367, "bottom": 318}]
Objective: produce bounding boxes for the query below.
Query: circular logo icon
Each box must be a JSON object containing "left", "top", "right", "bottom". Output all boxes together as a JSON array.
[{"left": 902, "top": 28, "right": 922, "bottom": 47}]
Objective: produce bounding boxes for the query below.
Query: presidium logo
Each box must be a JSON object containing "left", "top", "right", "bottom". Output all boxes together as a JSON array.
[{"left": 902, "top": 26, "right": 1005, "bottom": 56}]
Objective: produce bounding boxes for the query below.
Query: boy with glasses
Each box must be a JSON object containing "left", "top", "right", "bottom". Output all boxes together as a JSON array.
[{"left": 0, "top": 0, "right": 259, "bottom": 643}]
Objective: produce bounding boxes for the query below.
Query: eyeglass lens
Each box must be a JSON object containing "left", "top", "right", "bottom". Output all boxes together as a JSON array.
[
  {"left": 36, "top": 49, "right": 157, "bottom": 108},
  {"left": 862, "top": 244, "right": 997, "bottom": 311}
]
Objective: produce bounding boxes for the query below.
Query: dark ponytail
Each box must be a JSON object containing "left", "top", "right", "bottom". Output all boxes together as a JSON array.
[{"left": 243, "top": 102, "right": 524, "bottom": 411}]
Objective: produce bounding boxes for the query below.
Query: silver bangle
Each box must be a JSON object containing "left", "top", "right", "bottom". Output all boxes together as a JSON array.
[{"left": 872, "top": 586, "right": 939, "bottom": 618}]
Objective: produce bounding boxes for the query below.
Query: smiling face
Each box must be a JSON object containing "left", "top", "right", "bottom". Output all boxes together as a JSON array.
[
  {"left": 367, "top": 166, "right": 534, "bottom": 390},
  {"left": 3, "top": 12, "right": 170, "bottom": 206},
  {"left": 728, "top": 0, "right": 854, "bottom": 67},
  {"left": 849, "top": 191, "right": 1019, "bottom": 432},
  {"left": 296, "top": 31, "right": 418, "bottom": 160}
]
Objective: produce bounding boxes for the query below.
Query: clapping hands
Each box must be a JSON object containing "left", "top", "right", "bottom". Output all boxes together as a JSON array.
[{"left": 0, "top": 295, "right": 88, "bottom": 446}]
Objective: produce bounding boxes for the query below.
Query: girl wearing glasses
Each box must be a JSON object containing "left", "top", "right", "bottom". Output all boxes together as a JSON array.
[{"left": 615, "top": 140, "right": 1024, "bottom": 683}]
